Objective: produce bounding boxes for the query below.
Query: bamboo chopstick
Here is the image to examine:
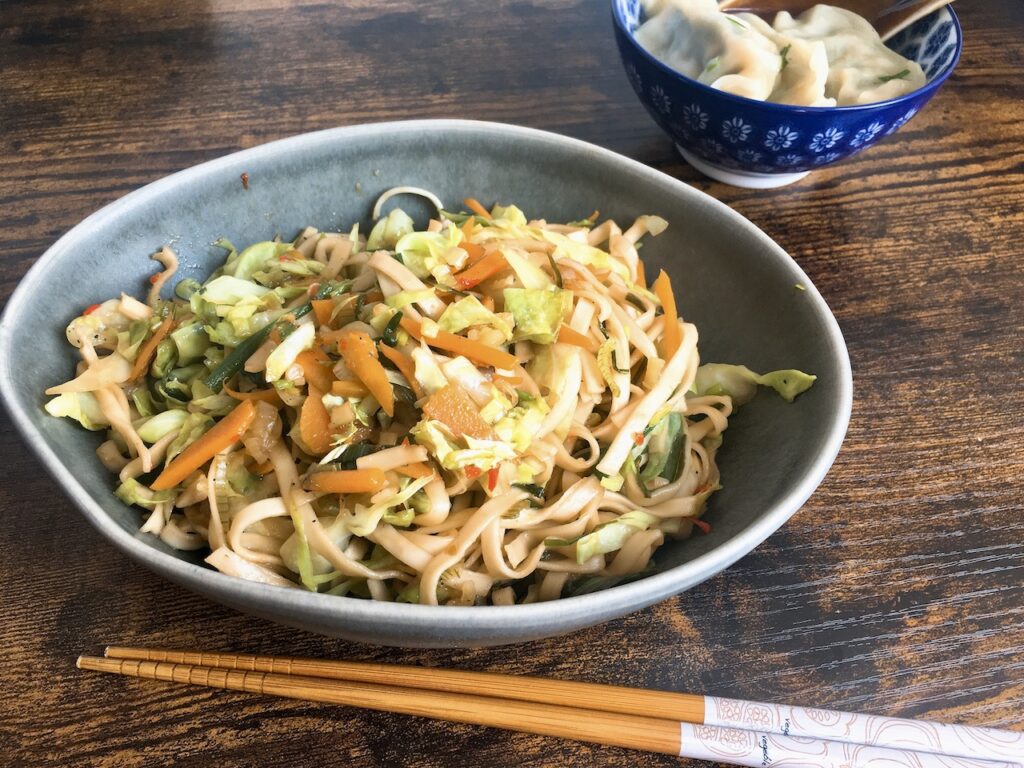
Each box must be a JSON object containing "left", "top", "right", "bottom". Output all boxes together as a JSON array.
[
  {"left": 103, "top": 646, "right": 1024, "bottom": 766},
  {"left": 78, "top": 653, "right": 1023, "bottom": 768},
  {"left": 78, "top": 656, "right": 682, "bottom": 756}
]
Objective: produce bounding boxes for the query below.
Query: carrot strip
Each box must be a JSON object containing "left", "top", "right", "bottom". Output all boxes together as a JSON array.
[
  {"left": 461, "top": 217, "right": 475, "bottom": 240},
  {"left": 299, "top": 383, "right": 333, "bottom": 456},
  {"left": 454, "top": 251, "right": 508, "bottom": 289},
  {"left": 464, "top": 197, "right": 492, "bottom": 219},
  {"left": 311, "top": 299, "right": 335, "bottom": 328},
  {"left": 223, "top": 384, "right": 281, "bottom": 404},
  {"left": 378, "top": 343, "right": 425, "bottom": 400},
  {"left": 557, "top": 324, "right": 599, "bottom": 353},
  {"left": 393, "top": 461, "right": 435, "bottom": 479},
  {"left": 635, "top": 259, "right": 647, "bottom": 290},
  {"left": 331, "top": 379, "right": 370, "bottom": 398},
  {"left": 461, "top": 240, "right": 485, "bottom": 261},
  {"left": 653, "top": 270, "right": 681, "bottom": 360},
  {"left": 296, "top": 348, "right": 335, "bottom": 392},
  {"left": 150, "top": 400, "right": 256, "bottom": 490},
  {"left": 422, "top": 384, "right": 494, "bottom": 439},
  {"left": 400, "top": 316, "right": 517, "bottom": 371},
  {"left": 307, "top": 469, "right": 387, "bottom": 494},
  {"left": 338, "top": 331, "right": 394, "bottom": 416},
  {"left": 129, "top": 315, "right": 174, "bottom": 380}
]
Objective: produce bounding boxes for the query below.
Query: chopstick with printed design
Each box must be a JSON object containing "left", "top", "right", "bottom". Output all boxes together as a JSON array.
[{"left": 79, "top": 648, "right": 1024, "bottom": 767}]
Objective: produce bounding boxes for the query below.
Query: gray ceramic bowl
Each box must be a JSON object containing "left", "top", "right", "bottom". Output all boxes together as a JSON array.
[{"left": 0, "top": 120, "right": 851, "bottom": 647}]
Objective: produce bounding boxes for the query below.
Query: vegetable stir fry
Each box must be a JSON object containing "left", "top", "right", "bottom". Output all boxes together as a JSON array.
[{"left": 46, "top": 189, "right": 814, "bottom": 605}]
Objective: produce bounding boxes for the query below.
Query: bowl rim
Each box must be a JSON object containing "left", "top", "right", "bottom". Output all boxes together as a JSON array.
[
  {"left": 611, "top": 0, "right": 962, "bottom": 115},
  {"left": 0, "top": 119, "right": 853, "bottom": 639}
]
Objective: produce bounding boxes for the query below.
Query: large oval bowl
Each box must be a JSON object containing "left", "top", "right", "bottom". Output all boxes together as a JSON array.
[{"left": 0, "top": 120, "right": 851, "bottom": 647}]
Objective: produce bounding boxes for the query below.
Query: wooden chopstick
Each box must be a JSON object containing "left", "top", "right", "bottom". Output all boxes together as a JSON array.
[
  {"left": 78, "top": 655, "right": 682, "bottom": 756},
  {"left": 87, "top": 648, "right": 1024, "bottom": 767},
  {"left": 103, "top": 646, "right": 1024, "bottom": 766},
  {"left": 103, "top": 645, "right": 705, "bottom": 722}
]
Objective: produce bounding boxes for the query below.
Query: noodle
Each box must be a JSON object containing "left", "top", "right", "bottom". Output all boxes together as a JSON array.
[{"left": 43, "top": 190, "right": 815, "bottom": 605}]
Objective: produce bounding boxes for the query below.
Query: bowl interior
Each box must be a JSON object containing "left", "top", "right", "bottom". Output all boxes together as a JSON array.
[{"left": 0, "top": 121, "right": 851, "bottom": 645}]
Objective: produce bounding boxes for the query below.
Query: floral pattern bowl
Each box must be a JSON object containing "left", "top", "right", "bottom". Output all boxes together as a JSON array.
[{"left": 612, "top": 0, "right": 962, "bottom": 187}]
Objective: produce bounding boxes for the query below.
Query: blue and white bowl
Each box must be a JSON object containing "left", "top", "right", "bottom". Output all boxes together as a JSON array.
[{"left": 612, "top": 0, "right": 962, "bottom": 187}]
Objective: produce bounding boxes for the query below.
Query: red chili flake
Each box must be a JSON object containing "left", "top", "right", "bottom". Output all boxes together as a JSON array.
[
  {"left": 633, "top": 432, "right": 644, "bottom": 446},
  {"left": 240, "top": 172, "right": 249, "bottom": 190},
  {"left": 487, "top": 466, "right": 499, "bottom": 492},
  {"left": 692, "top": 519, "right": 712, "bottom": 535},
  {"left": 83, "top": 303, "right": 101, "bottom": 315},
  {"left": 148, "top": 273, "right": 160, "bottom": 284},
  {"left": 465, "top": 466, "right": 482, "bottom": 480}
]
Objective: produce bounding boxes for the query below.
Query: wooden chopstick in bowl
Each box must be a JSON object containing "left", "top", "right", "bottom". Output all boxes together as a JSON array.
[{"left": 80, "top": 647, "right": 1024, "bottom": 767}]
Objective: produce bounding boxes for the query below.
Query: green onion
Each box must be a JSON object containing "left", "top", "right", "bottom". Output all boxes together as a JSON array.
[{"left": 203, "top": 282, "right": 346, "bottom": 392}]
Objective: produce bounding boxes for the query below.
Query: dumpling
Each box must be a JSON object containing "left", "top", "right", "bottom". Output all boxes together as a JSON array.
[
  {"left": 772, "top": 5, "right": 925, "bottom": 105},
  {"left": 635, "top": 0, "right": 724, "bottom": 81},
  {"left": 737, "top": 14, "right": 835, "bottom": 107},
  {"left": 697, "top": 13, "right": 782, "bottom": 101},
  {"left": 633, "top": 1, "right": 923, "bottom": 107},
  {"left": 636, "top": 0, "right": 782, "bottom": 101}
]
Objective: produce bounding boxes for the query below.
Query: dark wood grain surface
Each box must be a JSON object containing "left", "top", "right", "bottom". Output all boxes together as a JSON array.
[{"left": 2, "top": 1, "right": 1022, "bottom": 765}]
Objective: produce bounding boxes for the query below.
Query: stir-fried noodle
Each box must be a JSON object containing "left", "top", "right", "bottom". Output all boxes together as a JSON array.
[{"left": 45, "top": 190, "right": 814, "bottom": 605}]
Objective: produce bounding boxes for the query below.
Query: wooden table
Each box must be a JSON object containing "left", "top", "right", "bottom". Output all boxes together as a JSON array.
[{"left": 2, "top": 1, "right": 1022, "bottom": 765}]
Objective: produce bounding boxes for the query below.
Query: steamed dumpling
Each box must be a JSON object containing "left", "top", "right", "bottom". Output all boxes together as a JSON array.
[
  {"left": 636, "top": 0, "right": 781, "bottom": 102},
  {"left": 737, "top": 13, "right": 835, "bottom": 107},
  {"left": 634, "top": 0, "right": 924, "bottom": 107},
  {"left": 772, "top": 5, "right": 925, "bottom": 105}
]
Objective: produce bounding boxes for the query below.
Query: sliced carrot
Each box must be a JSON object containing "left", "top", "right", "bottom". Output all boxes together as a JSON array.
[
  {"left": 331, "top": 379, "right": 370, "bottom": 398},
  {"left": 454, "top": 251, "right": 508, "bottom": 289},
  {"left": 307, "top": 468, "right": 387, "bottom": 494},
  {"left": 254, "top": 459, "right": 274, "bottom": 475},
  {"left": 635, "top": 259, "right": 646, "bottom": 290},
  {"left": 337, "top": 331, "right": 394, "bottom": 417},
  {"left": 400, "top": 316, "right": 517, "bottom": 371},
  {"left": 378, "top": 343, "right": 424, "bottom": 400},
  {"left": 653, "top": 270, "right": 681, "bottom": 360},
  {"left": 296, "top": 348, "right": 334, "bottom": 392},
  {"left": 461, "top": 217, "right": 475, "bottom": 240},
  {"left": 129, "top": 315, "right": 174, "bottom": 380},
  {"left": 464, "top": 197, "right": 492, "bottom": 219},
  {"left": 557, "top": 324, "right": 599, "bottom": 353},
  {"left": 223, "top": 383, "right": 281, "bottom": 404},
  {"left": 393, "top": 461, "right": 435, "bottom": 479},
  {"left": 461, "top": 240, "right": 485, "bottom": 261},
  {"left": 150, "top": 400, "right": 256, "bottom": 490},
  {"left": 311, "top": 299, "right": 335, "bottom": 328},
  {"left": 299, "top": 383, "right": 333, "bottom": 456},
  {"left": 422, "top": 384, "right": 494, "bottom": 440}
]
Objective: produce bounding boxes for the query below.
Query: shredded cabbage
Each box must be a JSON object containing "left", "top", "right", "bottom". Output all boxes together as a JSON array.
[
  {"left": 367, "top": 208, "right": 415, "bottom": 250},
  {"left": 503, "top": 287, "right": 572, "bottom": 344},
  {"left": 694, "top": 364, "right": 817, "bottom": 405},
  {"left": 265, "top": 321, "right": 315, "bottom": 382},
  {"left": 136, "top": 409, "right": 189, "bottom": 443},
  {"left": 223, "top": 241, "right": 293, "bottom": 281},
  {"left": 549, "top": 510, "right": 659, "bottom": 564},
  {"left": 438, "top": 295, "right": 513, "bottom": 340},
  {"left": 44, "top": 392, "right": 109, "bottom": 430}
]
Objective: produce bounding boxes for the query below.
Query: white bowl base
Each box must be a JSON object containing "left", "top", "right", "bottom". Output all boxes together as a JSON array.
[{"left": 677, "top": 145, "right": 810, "bottom": 189}]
